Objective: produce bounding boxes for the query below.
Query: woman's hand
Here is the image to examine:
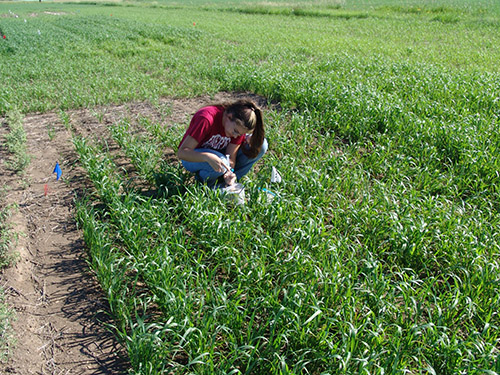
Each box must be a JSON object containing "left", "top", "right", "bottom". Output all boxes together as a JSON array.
[
  {"left": 205, "top": 153, "right": 227, "bottom": 173},
  {"left": 224, "top": 170, "right": 237, "bottom": 186},
  {"left": 206, "top": 153, "right": 236, "bottom": 185}
]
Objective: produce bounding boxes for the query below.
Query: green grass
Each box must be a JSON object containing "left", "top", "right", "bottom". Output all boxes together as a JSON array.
[
  {"left": 2, "top": 0, "right": 500, "bottom": 373},
  {"left": 0, "top": 199, "right": 15, "bottom": 270},
  {"left": 1, "top": 0, "right": 500, "bottom": 115},
  {"left": 0, "top": 109, "right": 26, "bottom": 363},
  {"left": 0, "top": 287, "right": 14, "bottom": 363},
  {"left": 0, "top": 190, "right": 16, "bottom": 363},
  {"left": 2, "top": 110, "right": 31, "bottom": 173}
]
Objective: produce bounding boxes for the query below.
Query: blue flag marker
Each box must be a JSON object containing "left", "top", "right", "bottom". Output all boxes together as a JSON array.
[{"left": 53, "top": 162, "right": 62, "bottom": 181}]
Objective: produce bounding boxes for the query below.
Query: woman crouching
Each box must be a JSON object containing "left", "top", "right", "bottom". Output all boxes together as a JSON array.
[{"left": 177, "top": 99, "right": 267, "bottom": 187}]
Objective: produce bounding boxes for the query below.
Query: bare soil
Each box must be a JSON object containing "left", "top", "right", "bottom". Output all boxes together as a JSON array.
[{"left": 0, "top": 92, "right": 269, "bottom": 374}]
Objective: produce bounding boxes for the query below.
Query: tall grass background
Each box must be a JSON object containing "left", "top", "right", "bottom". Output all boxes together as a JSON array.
[{"left": 2, "top": 0, "right": 500, "bottom": 373}]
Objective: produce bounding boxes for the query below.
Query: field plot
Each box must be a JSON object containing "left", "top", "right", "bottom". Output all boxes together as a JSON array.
[{"left": 1, "top": 0, "right": 500, "bottom": 374}]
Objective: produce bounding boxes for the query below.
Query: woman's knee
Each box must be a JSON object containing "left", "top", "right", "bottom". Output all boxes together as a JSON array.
[{"left": 253, "top": 138, "right": 268, "bottom": 161}]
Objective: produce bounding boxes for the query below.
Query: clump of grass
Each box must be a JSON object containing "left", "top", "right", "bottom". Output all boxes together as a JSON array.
[
  {"left": 108, "top": 119, "right": 163, "bottom": 184},
  {"left": 0, "top": 191, "right": 15, "bottom": 363},
  {"left": 58, "top": 110, "right": 72, "bottom": 131},
  {"left": 3, "top": 110, "right": 31, "bottom": 173},
  {"left": 0, "top": 287, "right": 14, "bottom": 363},
  {"left": 0, "top": 201, "right": 16, "bottom": 269},
  {"left": 73, "top": 136, "right": 123, "bottom": 204}
]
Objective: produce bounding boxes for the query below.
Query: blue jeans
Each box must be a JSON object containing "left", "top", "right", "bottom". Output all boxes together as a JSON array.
[{"left": 181, "top": 139, "right": 268, "bottom": 186}]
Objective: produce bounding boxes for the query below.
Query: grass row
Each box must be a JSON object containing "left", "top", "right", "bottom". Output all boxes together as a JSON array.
[
  {"left": 2, "top": 110, "right": 31, "bottom": 173},
  {"left": 0, "top": 110, "right": 29, "bottom": 363}
]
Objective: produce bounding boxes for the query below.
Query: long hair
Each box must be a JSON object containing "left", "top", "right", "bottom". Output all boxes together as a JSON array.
[{"left": 224, "top": 99, "right": 265, "bottom": 158}]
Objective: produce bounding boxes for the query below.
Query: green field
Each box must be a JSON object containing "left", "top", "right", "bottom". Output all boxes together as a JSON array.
[{"left": 1, "top": 0, "right": 500, "bottom": 373}]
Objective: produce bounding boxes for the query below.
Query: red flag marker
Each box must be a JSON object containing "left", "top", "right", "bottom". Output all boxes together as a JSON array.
[
  {"left": 2, "top": 35, "right": 5, "bottom": 39},
  {"left": 193, "top": 22, "right": 196, "bottom": 26},
  {"left": 44, "top": 184, "right": 49, "bottom": 196}
]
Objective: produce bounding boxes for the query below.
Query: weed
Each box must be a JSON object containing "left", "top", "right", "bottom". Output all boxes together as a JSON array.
[
  {"left": 47, "top": 125, "right": 56, "bottom": 141},
  {"left": 58, "top": 110, "right": 72, "bottom": 131}
]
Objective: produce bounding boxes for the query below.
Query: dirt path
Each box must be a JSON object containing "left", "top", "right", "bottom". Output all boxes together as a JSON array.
[
  {"left": 0, "top": 92, "right": 267, "bottom": 374},
  {"left": 0, "top": 111, "right": 128, "bottom": 374}
]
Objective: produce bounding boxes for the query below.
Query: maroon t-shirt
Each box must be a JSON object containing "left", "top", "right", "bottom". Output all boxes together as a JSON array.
[{"left": 179, "top": 106, "right": 244, "bottom": 152}]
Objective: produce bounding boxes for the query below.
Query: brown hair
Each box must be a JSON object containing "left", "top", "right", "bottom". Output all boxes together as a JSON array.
[{"left": 224, "top": 99, "right": 265, "bottom": 159}]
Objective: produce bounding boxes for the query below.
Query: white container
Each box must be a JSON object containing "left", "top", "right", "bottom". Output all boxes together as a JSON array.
[
  {"left": 223, "top": 183, "right": 246, "bottom": 205},
  {"left": 271, "top": 166, "right": 282, "bottom": 183}
]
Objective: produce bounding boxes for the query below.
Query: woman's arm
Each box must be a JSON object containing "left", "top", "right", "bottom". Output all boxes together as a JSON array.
[
  {"left": 225, "top": 143, "right": 240, "bottom": 169},
  {"left": 222, "top": 143, "right": 239, "bottom": 185},
  {"left": 177, "top": 135, "right": 227, "bottom": 173}
]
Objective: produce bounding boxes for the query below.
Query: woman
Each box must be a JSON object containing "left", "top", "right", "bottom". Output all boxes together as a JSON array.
[{"left": 177, "top": 99, "right": 268, "bottom": 187}]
